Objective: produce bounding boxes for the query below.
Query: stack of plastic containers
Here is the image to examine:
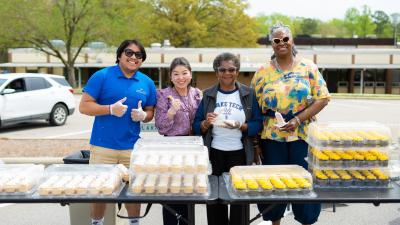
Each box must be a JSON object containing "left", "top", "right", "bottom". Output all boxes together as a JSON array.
[
  {"left": 307, "top": 122, "right": 391, "bottom": 189},
  {"left": 37, "top": 164, "right": 123, "bottom": 197},
  {"left": 225, "top": 165, "right": 314, "bottom": 197},
  {"left": 0, "top": 164, "right": 44, "bottom": 195},
  {"left": 128, "top": 136, "right": 210, "bottom": 196}
]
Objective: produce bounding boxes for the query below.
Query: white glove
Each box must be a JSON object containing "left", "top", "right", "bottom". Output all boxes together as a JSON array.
[
  {"left": 167, "top": 96, "right": 181, "bottom": 115},
  {"left": 110, "top": 97, "right": 127, "bottom": 117},
  {"left": 131, "top": 100, "right": 147, "bottom": 122},
  {"left": 222, "top": 120, "right": 242, "bottom": 129}
]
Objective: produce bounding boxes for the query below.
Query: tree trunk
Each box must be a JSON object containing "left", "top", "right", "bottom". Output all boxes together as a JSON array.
[
  {"left": 66, "top": 64, "right": 76, "bottom": 88},
  {"left": 0, "top": 48, "right": 7, "bottom": 63}
]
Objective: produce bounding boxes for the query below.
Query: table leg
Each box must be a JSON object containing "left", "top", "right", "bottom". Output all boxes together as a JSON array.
[
  {"left": 187, "top": 204, "right": 195, "bottom": 225},
  {"left": 243, "top": 204, "right": 250, "bottom": 225}
]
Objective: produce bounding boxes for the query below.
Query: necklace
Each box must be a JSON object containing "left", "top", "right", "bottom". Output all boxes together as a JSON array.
[
  {"left": 274, "top": 57, "right": 295, "bottom": 72},
  {"left": 173, "top": 87, "right": 193, "bottom": 113}
]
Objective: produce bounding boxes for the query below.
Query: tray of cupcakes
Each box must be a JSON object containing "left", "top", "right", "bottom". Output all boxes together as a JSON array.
[
  {"left": 224, "top": 165, "right": 316, "bottom": 199},
  {"left": 128, "top": 143, "right": 211, "bottom": 196},
  {"left": 307, "top": 122, "right": 391, "bottom": 148},
  {"left": 0, "top": 164, "right": 44, "bottom": 196},
  {"left": 312, "top": 168, "right": 390, "bottom": 189},
  {"left": 307, "top": 121, "right": 393, "bottom": 189},
  {"left": 308, "top": 147, "right": 389, "bottom": 169},
  {"left": 36, "top": 164, "right": 124, "bottom": 198}
]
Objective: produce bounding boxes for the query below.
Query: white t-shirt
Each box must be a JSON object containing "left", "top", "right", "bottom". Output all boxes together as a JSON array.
[{"left": 211, "top": 89, "right": 246, "bottom": 151}]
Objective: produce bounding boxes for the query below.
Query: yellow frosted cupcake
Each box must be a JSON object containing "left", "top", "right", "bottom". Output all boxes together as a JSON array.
[{"left": 256, "top": 178, "right": 273, "bottom": 190}]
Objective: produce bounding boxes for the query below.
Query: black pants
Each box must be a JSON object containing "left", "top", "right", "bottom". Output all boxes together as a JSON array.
[
  {"left": 207, "top": 148, "right": 247, "bottom": 225},
  {"left": 163, "top": 204, "right": 188, "bottom": 225}
]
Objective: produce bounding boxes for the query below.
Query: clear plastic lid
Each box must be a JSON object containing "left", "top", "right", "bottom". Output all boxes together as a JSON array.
[
  {"left": 0, "top": 164, "right": 44, "bottom": 195},
  {"left": 312, "top": 168, "right": 390, "bottom": 189},
  {"left": 307, "top": 121, "right": 392, "bottom": 148},
  {"left": 228, "top": 165, "right": 313, "bottom": 194},
  {"left": 308, "top": 147, "right": 390, "bottom": 169},
  {"left": 135, "top": 136, "right": 204, "bottom": 147},
  {"left": 131, "top": 149, "right": 210, "bottom": 174},
  {"left": 129, "top": 174, "right": 209, "bottom": 196},
  {"left": 37, "top": 164, "right": 123, "bottom": 197}
]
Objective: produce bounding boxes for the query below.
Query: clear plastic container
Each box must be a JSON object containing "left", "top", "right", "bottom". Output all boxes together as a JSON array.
[
  {"left": 130, "top": 145, "right": 210, "bottom": 175},
  {"left": 37, "top": 164, "right": 123, "bottom": 197},
  {"left": 308, "top": 147, "right": 389, "bottom": 169},
  {"left": 0, "top": 164, "right": 44, "bottom": 195},
  {"left": 135, "top": 136, "right": 204, "bottom": 147},
  {"left": 312, "top": 168, "right": 390, "bottom": 189},
  {"left": 228, "top": 165, "right": 313, "bottom": 196},
  {"left": 307, "top": 122, "right": 392, "bottom": 148},
  {"left": 128, "top": 174, "right": 209, "bottom": 196},
  {"left": 129, "top": 142, "right": 210, "bottom": 196}
]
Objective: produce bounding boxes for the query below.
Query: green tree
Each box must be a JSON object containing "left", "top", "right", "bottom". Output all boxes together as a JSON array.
[
  {"left": 299, "top": 18, "right": 320, "bottom": 35},
  {"left": 254, "top": 13, "right": 302, "bottom": 38},
  {"left": 319, "top": 19, "right": 348, "bottom": 37},
  {"left": 372, "top": 10, "right": 392, "bottom": 37},
  {"left": 357, "top": 5, "right": 376, "bottom": 37},
  {"left": 344, "top": 7, "right": 360, "bottom": 37},
  {"left": 100, "top": 1, "right": 156, "bottom": 46},
  {"left": 0, "top": 0, "right": 148, "bottom": 87},
  {"left": 147, "top": 0, "right": 258, "bottom": 47}
]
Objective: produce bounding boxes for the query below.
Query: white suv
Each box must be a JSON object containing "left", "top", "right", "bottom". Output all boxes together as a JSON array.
[{"left": 0, "top": 73, "right": 75, "bottom": 127}]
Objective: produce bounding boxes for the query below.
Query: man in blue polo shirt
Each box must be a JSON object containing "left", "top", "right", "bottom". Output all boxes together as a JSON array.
[{"left": 79, "top": 39, "right": 157, "bottom": 225}]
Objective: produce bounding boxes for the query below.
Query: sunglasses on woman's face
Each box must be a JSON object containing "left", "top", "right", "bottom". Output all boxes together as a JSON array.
[
  {"left": 217, "top": 67, "right": 237, "bottom": 74},
  {"left": 124, "top": 48, "right": 143, "bottom": 59},
  {"left": 272, "top": 36, "right": 290, "bottom": 44}
]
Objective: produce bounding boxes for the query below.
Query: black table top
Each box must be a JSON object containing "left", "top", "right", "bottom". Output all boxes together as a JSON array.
[
  {"left": 219, "top": 175, "right": 400, "bottom": 204},
  {"left": 0, "top": 175, "right": 218, "bottom": 204}
]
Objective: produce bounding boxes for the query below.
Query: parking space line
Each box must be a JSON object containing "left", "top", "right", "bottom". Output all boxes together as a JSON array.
[
  {"left": 0, "top": 203, "right": 13, "bottom": 208},
  {"left": 328, "top": 102, "right": 371, "bottom": 109},
  {"left": 45, "top": 130, "right": 91, "bottom": 138}
]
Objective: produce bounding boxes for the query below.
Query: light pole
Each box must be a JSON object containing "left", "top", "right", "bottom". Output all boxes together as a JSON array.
[{"left": 391, "top": 13, "right": 400, "bottom": 47}]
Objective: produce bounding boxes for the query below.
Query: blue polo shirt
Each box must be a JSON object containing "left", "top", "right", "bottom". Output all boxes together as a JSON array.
[{"left": 83, "top": 65, "right": 157, "bottom": 150}]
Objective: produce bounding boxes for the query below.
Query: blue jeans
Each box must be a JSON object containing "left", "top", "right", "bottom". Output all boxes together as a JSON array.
[{"left": 257, "top": 139, "right": 321, "bottom": 224}]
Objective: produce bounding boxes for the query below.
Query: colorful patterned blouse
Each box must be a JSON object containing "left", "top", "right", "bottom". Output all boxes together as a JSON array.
[
  {"left": 251, "top": 58, "right": 330, "bottom": 142},
  {"left": 155, "top": 87, "right": 202, "bottom": 136}
]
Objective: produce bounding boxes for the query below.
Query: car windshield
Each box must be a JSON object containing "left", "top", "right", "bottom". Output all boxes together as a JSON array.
[
  {"left": 50, "top": 77, "right": 71, "bottom": 87},
  {"left": 0, "top": 78, "right": 6, "bottom": 87}
]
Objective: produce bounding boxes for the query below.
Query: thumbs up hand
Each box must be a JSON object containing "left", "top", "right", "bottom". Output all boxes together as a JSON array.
[
  {"left": 131, "top": 100, "right": 147, "bottom": 122},
  {"left": 110, "top": 97, "right": 128, "bottom": 117},
  {"left": 167, "top": 95, "right": 182, "bottom": 116}
]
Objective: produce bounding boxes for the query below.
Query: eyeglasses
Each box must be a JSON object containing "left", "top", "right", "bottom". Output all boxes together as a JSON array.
[
  {"left": 124, "top": 48, "right": 143, "bottom": 59},
  {"left": 217, "top": 67, "right": 237, "bottom": 73},
  {"left": 272, "top": 37, "right": 290, "bottom": 44}
]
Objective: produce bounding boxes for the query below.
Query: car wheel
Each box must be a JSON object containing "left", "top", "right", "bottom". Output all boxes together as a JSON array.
[{"left": 49, "top": 104, "right": 68, "bottom": 126}]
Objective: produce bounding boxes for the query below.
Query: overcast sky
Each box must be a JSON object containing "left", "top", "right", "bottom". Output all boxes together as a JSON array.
[{"left": 246, "top": 0, "right": 400, "bottom": 21}]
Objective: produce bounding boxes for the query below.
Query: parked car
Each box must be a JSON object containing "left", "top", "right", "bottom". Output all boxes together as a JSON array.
[{"left": 0, "top": 73, "right": 75, "bottom": 127}]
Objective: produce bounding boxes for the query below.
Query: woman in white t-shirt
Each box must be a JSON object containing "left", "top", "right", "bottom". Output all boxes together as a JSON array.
[{"left": 193, "top": 52, "right": 262, "bottom": 225}]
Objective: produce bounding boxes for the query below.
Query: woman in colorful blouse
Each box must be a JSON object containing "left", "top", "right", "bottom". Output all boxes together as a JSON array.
[
  {"left": 155, "top": 57, "right": 202, "bottom": 225},
  {"left": 251, "top": 23, "right": 330, "bottom": 225}
]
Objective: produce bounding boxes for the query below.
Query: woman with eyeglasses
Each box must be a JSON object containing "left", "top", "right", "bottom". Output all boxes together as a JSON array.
[
  {"left": 193, "top": 52, "right": 262, "bottom": 225},
  {"left": 251, "top": 23, "right": 330, "bottom": 225},
  {"left": 155, "top": 57, "right": 202, "bottom": 225},
  {"left": 80, "top": 39, "right": 157, "bottom": 225}
]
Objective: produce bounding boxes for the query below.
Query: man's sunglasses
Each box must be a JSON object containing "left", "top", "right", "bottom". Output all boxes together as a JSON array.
[
  {"left": 217, "top": 67, "right": 237, "bottom": 73},
  {"left": 272, "top": 37, "right": 290, "bottom": 44},
  {"left": 124, "top": 48, "right": 143, "bottom": 59}
]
